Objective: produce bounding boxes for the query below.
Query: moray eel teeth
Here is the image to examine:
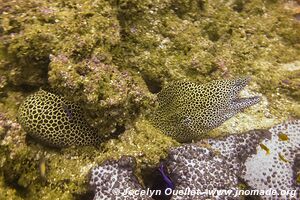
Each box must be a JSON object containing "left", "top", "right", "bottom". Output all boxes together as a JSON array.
[
  {"left": 229, "top": 77, "right": 260, "bottom": 111},
  {"left": 150, "top": 77, "right": 261, "bottom": 142},
  {"left": 230, "top": 96, "right": 260, "bottom": 111}
]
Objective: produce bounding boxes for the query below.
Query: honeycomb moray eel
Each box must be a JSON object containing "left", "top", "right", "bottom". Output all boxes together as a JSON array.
[
  {"left": 18, "top": 89, "right": 102, "bottom": 147},
  {"left": 150, "top": 77, "right": 260, "bottom": 142}
]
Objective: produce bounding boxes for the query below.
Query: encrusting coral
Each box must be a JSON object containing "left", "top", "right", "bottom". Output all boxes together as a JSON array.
[
  {"left": 165, "top": 129, "right": 271, "bottom": 199},
  {"left": 17, "top": 89, "right": 102, "bottom": 147},
  {"left": 207, "top": 129, "right": 271, "bottom": 175},
  {"left": 242, "top": 120, "right": 300, "bottom": 200},
  {"left": 1, "top": 0, "right": 300, "bottom": 199},
  {"left": 168, "top": 120, "right": 300, "bottom": 200},
  {"left": 166, "top": 144, "right": 241, "bottom": 200},
  {"left": 89, "top": 120, "right": 300, "bottom": 200},
  {"left": 90, "top": 156, "right": 152, "bottom": 200},
  {"left": 150, "top": 77, "right": 260, "bottom": 142}
]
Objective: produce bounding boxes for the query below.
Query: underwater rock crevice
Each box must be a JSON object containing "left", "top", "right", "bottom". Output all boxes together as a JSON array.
[
  {"left": 2, "top": 176, "right": 28, "bottom": 199},
  {"left": 142, "top": 75, "right": 163, "bottom": 94},
  {"left": 110, "top": 124, "right": 126, "bottom": 139}
]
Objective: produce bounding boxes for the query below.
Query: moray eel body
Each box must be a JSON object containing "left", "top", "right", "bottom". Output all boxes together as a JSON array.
[
  {"left": 150, "top": 77, "right": 260, "bottom": 142},
  {"left": 18, "top": 89, "right": 101, "bottom": 147}
]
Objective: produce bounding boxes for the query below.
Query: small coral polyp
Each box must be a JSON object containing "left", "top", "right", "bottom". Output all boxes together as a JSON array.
[
  {"left": 165, "top": 120, "right": 300, "bottom": 200},
  {"left": 88, "top": 120, "right": 300, "bottom": 200},
  {"left": 150, "top": 77, "right": 260, "bottom": 142},
  {"left": 90, "top": 156, "right": 152, "bottom": 200},
  {"left": 242, "top": 120, "right": 300, "bottom": 199},
  {"left": 18, "top": 89, "right": 101, "bottom": 147}
]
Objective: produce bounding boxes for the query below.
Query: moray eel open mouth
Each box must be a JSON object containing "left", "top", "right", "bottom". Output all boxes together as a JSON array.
[
  {"left": 227, "top": 77, "right": 261, "bottom": 118},
  {"left": 150, "top": 77, "right": 261, "bottom": 142}
]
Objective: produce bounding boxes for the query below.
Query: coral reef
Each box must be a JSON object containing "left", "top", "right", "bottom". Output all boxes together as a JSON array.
[
  {"left": 0, "top": 0, "right": 154, "bottom": 135},
  {"left": 18, "top": 89, "right": 101, "bottom": 147},
  {"left": 164, "top": 129, "right": 268, "bottom": 199},
  {"left": 150, "top": 77, "right": 260, "bottom": 142},
  {"left": 242, "top": 120, "right": 300, "bottom": 199},
  {"left": 166, "top": 144, "right": 241, "bottom": 199},
  {"left": 0, "top": 116, "right": 176, "bottom": 200},
  {"left": 207, "top": 129, "right": 271, "bottom": 175},
  {"left": 49, "top": 55, "right": 153, "bottom": 135},
  {"left": 0, "top": 0, "right": 300, "bottom": 199},
  {"left": 166, "top": 120, "right": 300, "bottom": 199},
  {"left": 0, "top": 0, "right": 120, "bottom": 87},
  {"left": 1, "top": 0, "right": 299, "bottom": 134},
  {"left": 0, "top": 113, "right": 26, "bottom": 159},
  {"left": 90, "top": 156, "right": 152, "bottom": 200},
  {"left": 87, "top": 120, "right": 299, "bottom": 200},
  {"left": 99, "top": 119, "right": 178, "bottom": 168}
]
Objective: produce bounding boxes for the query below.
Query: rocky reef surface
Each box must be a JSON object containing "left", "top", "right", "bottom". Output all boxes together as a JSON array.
[
  {"left": 0, "top": 0, "right": 299, "bottom": 199},
  {"left": 89, "top": 120, "right": 300, "bottom": 200}
]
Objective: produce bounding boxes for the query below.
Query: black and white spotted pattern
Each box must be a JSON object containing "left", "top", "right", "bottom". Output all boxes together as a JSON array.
[
  {"left": 242, "top": 120, "right": 300, "bottom": 200},
  {"left": 88, "top": 121, "right": 299, "bottom": 200},
  {"left": 166, "top": 145, "right": 240, "bottom": 200},
  {"left": 207, "top": 129, "right": 271, "bottom": 175},
  {"left": 150, "top": 77, "right": 260, "bottom": 142},
  {"left": 90, "top": 156, "right": 152, "bottom": 200},
  {"left": 18, "top": 89, "right": 101, "bottom": 147},
  {"left": 165, "top": 120, "right": 299, "bottom": 200}
]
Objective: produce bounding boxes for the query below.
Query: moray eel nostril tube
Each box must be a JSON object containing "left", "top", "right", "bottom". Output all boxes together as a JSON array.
[{"left": 150, "top": 77, "right": 261, "bottom": 142}]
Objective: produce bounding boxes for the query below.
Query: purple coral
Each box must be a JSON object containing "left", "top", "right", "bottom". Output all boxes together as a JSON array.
[
  {"left": 166, "top": 120, "right": 300, "bottom": 200},
  {"left": 89, "top": 120, "right": 300, "bottom": 200},
  {"left": 242, "top": 120, "right": 300, "bottom": 199},
  {"left": 207, "top": 120, "right": 300, "bottom": 199},
  {"left": 207, "top": 129, "right": 271, "bottom": 175},
  {"left": 165, "top": 145, "right": 241, "bottom": 199},
  {"left": 90, "top": 156, "right": 152, "bottom": 200}
]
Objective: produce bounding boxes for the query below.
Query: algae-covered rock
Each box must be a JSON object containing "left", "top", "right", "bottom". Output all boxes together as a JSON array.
[
  {"left": 0, "top": 115, "right": 178, "bottom": 200},
  {"left": 0, "top": 0, "right": 153, "bottom": 135},
  {"left": 0, "top": 0, "right": 300, "bottom": 199},
  {"left": 112, "top": 0, "right": 300, "bottom": 119},
  {"left": 48, "top": 54, "right": 153, "bottom": 135},
  {"left": 0, "top": 0, "right": 119, "bottom": 86},
  {"left": 0, "top": 176, "right": 23, "bottom": 200},
  {"left": 95, "top": 119, "right": 179, "bottom": 169}
]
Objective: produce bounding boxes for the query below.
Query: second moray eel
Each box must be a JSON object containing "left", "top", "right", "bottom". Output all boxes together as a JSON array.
[{"left": 150, "top": 77, "right": 260, "bottom": 142}]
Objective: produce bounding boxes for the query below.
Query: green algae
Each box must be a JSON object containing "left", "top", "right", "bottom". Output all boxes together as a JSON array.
[
  {"left": 0, "top": 0, "right": 300, "bottom": 199},
  {"left": 0, "top": 176, "right": 23, "bottom": 200},
  {"left": 96, "top": 119, "right": 179, "bottom": 167},
  {"left": 0, "top": 116, "right": 177, "bottom": 199}
]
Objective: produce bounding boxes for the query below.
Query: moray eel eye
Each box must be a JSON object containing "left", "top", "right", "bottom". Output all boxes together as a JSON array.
[{"left": 150, "top": 77, "right": 260, "bottom": 142}]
